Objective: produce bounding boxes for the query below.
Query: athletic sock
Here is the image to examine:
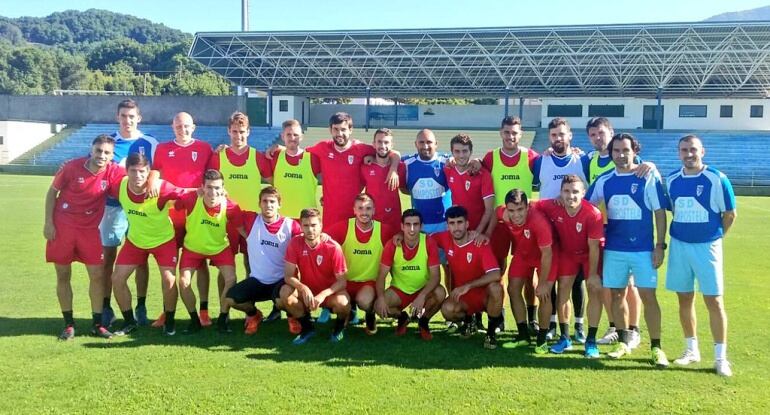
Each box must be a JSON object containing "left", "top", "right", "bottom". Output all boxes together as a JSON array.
[
  {"left": 164, "top": 311, "right": 175, "bottom": 326},
  {"left": 92, "top": 313, "right": 102, "bottom": 327},
  {"left": 516, "top": 322, "right": 529, "bottom": 339},
  {"left": 587, "top": 326, "right": 598, "bottom": 343},
  {"left": 137, "top": 296, "right": 146, "bottom": 307},
  {"left": 102, "top": 297, "right": 111, "bottom": 309},
  {"left": 537, "top": 328, "right": 548, "bottom": 345},
  {"left": 715, "top": 343, "right": 726, "bottom": 361},
  {"left": 121, "top": 310, "right": 136, "bottom": 324},
  {"left": 200, "top": 301, "right": 208, "bottom": 311},
  {"left": 527, "top": 305, "right": 537, "bottom": 323},
  {"left": 397, "top": 311, "right": 409, "bottom": 326},
  {"left": 217, "top": 312, "right": 228, "bottom": 325},
  {"left": 575, "top": 317, "right": 584, "bottom": 325},
  {"left": 62, "top": 311, "right": 75, "bottom": 326},
  {"left": 629, "top": 325, "right": 639, "bottom": 332},
  {"left": 651, "top": 338, "right": 661, "bottom": 349},
  {"left": 299, "top": 315, "right": 314, "bottom": 333},
  {"left": 609, "top": 321, "right": 616, "bottom": 328},
  {"left": 418, "top": 316, "right": 430, "bottom": 330},
  {"left": 246, "top": 308, "right": 258, "bottom": 317},
  {"left": 685, "top": 336, "right": 698, "bottom": 351},
  {"left": 487, "top": 315, "right": 502, "bottom": 337},
  {"left": 559, "top": 322, "right": 569, "bottom": 338},
  {"left": 188, "top": 311, "right": 200, "bottom": 324},
  {"left": 619, "top": 329, "right": 629, "bottom": 344},
  {"left": 333, "top": 318, "right": 346, "bottom": 335}
]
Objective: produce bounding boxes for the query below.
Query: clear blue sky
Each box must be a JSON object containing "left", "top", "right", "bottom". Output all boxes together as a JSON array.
[{"left": 1, "top": 0, "right": 769, "bottom": 33}]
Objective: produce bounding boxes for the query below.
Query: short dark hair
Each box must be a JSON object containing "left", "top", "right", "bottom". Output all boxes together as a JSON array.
[
  {"left": 229, "top": 112, "right": 250, "bottom": 129},
  {"left": 126, "top": 153, "right": 149, "bottom": 169},
  {"left": 354, "top": 193, "right": 374, "bottom": 206},
  {"left": 281, "top": 119, "right": 301, "bottom": 129},
  {"left": 300, "top": 208, "right": 321, "bottom": 220},
  {"left": 117, "top": 99, "right": 139, "bottom": 115},
  {"left": 401, "top": 208, "right": 422, "bottom": 224},
  {"left": 373, "top": 127, "right": 392, "bottom": 140},
  {"left": 329, "top": 112, "right": 353, "bottom": 128},
  {"left": 504, "top": 189, "right": 528, "bottom": 206},
  {"left": 608, "top": 133, "right": 641, "bottom": 156},
  {"left": 91, "top": 134, "right": 116, "bottom": 146},
  {"left": 586, "top": 117, "right": 612, "bottom": 133},
  {"left": 445, "top": 205, "right": 468, "bottom": 220},
  {"left": 678, "top": 134, "right": 701, "bottom": 145},
  {"left": 501, "top": 116, "right": 522, "bottom": 129},
  {"left": 259, "top": 185, "right": 281, "bottom": 204},
  {"left": 204, "top": 169, "right": 224, "bottom": 182},
  {"left": 561, "top": 174, "right": 585, "bottom": 190},
  {"left": 450, "top": 133, "right": 473, "bottom": 152},
  {"left": 548, "top": 117, "right": 569, "bottom": 130}
]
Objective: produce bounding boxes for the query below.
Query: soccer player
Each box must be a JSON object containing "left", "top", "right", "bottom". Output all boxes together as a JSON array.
[
  {"left": 101, "top": 99, "right": 159, "bottom": 328},
  {"left": 497, "top": 190, "right": 558, "bottom": 354},
  {"left": 585, "top": 117, "right": 645, "bottom": 348},
  {"left": 361, "top": 128, "right": 402, "bottom": 230},
  {"left": 109, "top": 153, "right": 188, "bottom": 336},
  {"left": 223, "top": 186, "right": 302, "bottom": 335},
  {"left": 175, "top": 170, "right": 244, "bottom": 334},
  {"left": 279, "top": 208, "right": 350, "bottom": 344},
  {"left": 587, "top": 133, "right": 669, "bottom": 367},
  {"left": 44, "top": 134, "right": 125, "bottom": 340},
  {"left": 375, "top": 209, "right": 445, "bottom": 340},
  {"left": 326, "top": 194, "right": 395, "bottom": 333},
  {"left": 267, "top": 119, "right": 321, "bottom": 220},
  {"left": 434, "top": 206, "right": 504, "bottom": 349},
  {"left": 150, "top": 111, "right": 213, "bottom": 328},
  {"left": 534, "top": 175, "right": 604, "bottom": 357},
  {"left": 665, "top": 135, "right": 736, "bottom": 377},
  {"left": 400, "top": 129, "right": 451, "bottom": 235}
]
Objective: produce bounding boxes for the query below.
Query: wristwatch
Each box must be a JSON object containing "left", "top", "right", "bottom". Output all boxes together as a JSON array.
[{"left": 656, "top": 242, "right": 667, "bottom": 250}]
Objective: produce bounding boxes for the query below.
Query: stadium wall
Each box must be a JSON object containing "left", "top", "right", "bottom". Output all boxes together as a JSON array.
[
  {"left": 540, "top": 97, "right": 770, "bottom": 130},
  {"left": 0, "top": 96, "right": 247, "bottom": 125},
  {"left": 0, "top": 121, "right": 61, "bottom": 164},
  {"left": 308, "top": 104, "right": 542, "bottom": 129}
]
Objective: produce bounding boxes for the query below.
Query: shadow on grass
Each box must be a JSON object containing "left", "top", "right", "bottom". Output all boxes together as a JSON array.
[{"left": 0, "top": 316, "right": 715, "bottom": 373}]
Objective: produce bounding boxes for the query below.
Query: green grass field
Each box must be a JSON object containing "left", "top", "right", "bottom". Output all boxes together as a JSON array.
[{"left": 1, "top": 174, "right": 769, "bottom": 414}]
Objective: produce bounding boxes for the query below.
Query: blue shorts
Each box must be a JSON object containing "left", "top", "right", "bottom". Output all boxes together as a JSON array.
[
  {"left": 665, "top": 237, "right": 723, "bottom": 296},
  {"left": 99, "top": 204, "right": 128, "bottom": 247},
  {"left": 602, "top": 250, "right": 658, "bottom": 289}
]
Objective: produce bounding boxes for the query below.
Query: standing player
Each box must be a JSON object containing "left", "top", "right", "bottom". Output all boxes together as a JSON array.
[
  {"left": 279, "top": 208, "right": 351, "bottom": 344},
  {"left": 497, "top": 190, "right": 558, "bottom": 354},
  {"left": 361, "top": 128, "right": 402, "bottom": 230},
  {"left": 44, "top": 135, "right": 125, "bottom": 340},
  {"left": 223, "top": 186, "right": 302, "bottom": 335},
  {"left": 444, "top": 133, "right": 495, "bottom": 240},
  {"left": 101, "top": 99, "right": 159, "bottom": 328},
  {"left": 587, "top": 133, "right": 669, "bottom": 367},
  {"left": 109, "top": 153, "right": 188, "bottom": 336},
  {"left": 375, "top": 209, "right": 445, "bottom": 340},
  {"left": 325, "top": 194, "right": 395, "bottom": 333},
  {"left": 534, "top": 176, "right": 604, "bottom": 357},
  {"left": 400, "top": 129, "right": 451, "bottom": 236},
  {"left": 434, "top": 206, "right": 504, "bottom": 349},
  {"left": 175, "top": 170, "right": 244, "bottom": 334},
  {"left": 665, "top": 135, "right": 736, "bottom": 377},
  {"left": 150, "top": 111, "right": 213, "bottom": 328},
  {"left": 268, "top": 119, "right": 321, "bottom": 220}
]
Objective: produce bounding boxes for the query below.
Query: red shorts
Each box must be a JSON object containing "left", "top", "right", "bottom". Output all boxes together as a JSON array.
[
  {"left": 508, "top": 253, "right": 559, "bottom": 282},
  {"left": 46, "top": 223, "right": 103, "bottom": 265},
  {"left": 458, "top": 286, "right": 488, "bottom": 315},
  {"left": 490, "top": 224, "right": 512, "bottom": 265},
  {"left": 169, "top": 207, "right": 187, "bottom": 247},
  {"left": 179, "top": 246, "right": 235, "bottom": 269},
  {"left": 346, "top": 280, "right": 375, "bottom": 299},
  {"left": 116, "top": 238, "right": 178, "bottom": 268},
  {"left": 558, "top": 253, "right": 602, "bottom": 279},
  {"left": 390, "top": 286, "right": 421, "bottom": 309}
]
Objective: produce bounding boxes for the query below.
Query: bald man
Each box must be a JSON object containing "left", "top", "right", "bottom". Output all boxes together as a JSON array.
[{"left": 151, "top": 112, "right": 214, "bottom": 327}]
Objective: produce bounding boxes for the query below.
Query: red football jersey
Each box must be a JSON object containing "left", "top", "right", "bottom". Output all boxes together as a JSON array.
[
  {"left": 360, "top": 162, "right": 402, "bottom": 230},
  {"left": 153, "top": 139, "right": 213, "bottom": 188},
  {"left": 532, "top": 199, "right": 603, "bottom": 257},
  {"left": 51, "top": 157, "right": 125, "bottom": 228},
  {"left": 306, "top": 140, "right": 375, "bottom": 227},
  {"left": 285, "top": 235, "right": 347, "bottom": 294},
  {"left": 431, "top": 231, "right": 500, "bottom": 287},
  {"left": 444, "top": 166, "right": 495, "bottom": 230},
  {"left": 496, "top": 205, "right": 553, "bottom": 264}
]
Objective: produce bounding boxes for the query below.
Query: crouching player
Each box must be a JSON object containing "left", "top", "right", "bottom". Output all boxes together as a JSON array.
[
  {"left": 534, "top": 175, "right": 604, "bottom": 357},
  {"left": 44, "top": 134, "right": 125, "bottom": 340},
  {"left": 176, "top": 169, "right": 244, "bottom": 334},
  {"left": 279, "top": 208, "right": 351, "bottom": 344},
  {"left": 374, "top": 209, "right": 445, "bottom": 340},
  {"left": 434, "top": 206, "right": 504, "bottom": 349},
  {"left": 223, "top": 186, "right": 301, "bottom": 335},
  {"left": 111, "top": 153, "right": 189, "bottom": 336},
  {"left": 498, "top": 189, "right": 558, "bottom": 354}
]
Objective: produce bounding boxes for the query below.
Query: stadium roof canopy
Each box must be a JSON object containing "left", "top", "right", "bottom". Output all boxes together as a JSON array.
[{"left": 189, "top": 21, "right": 770, "bottom": 98}]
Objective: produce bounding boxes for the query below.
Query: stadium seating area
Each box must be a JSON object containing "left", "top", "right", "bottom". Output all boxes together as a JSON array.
[{"left": 27, "top": 124, "right": 280, "bottom": 166}]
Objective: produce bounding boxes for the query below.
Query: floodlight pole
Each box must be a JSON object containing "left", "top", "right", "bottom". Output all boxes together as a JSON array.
[
  {"left": 365, "top": 87, "right": 371, "bottom": 132},
  {"left": 503, "top": 87, "right": 510, "bottom": 117},
  {"left": 519, "top": 96, "right": 524, "bottom": 121},
  {"left": 242, "top": 0, "right": 249, "bottom": 31}
]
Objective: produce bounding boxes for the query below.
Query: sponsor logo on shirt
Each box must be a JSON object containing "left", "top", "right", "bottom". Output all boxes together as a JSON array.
[
  {"left": 261, "top": 239, "right": 279, "bottom": 248},
  {"left": 501, "top": 174, "right": 520, "bottom": 180},
  {"left": 77, "top": 177, "right": 85, "bottom": 184},
  {"left": 327, "top": 152, "right": 334, "bottom": 159},
  {"left": 127, "top": 208, "right": 147, "bottom": 217},
  {"left": 552, "top": 174, "right": 567, "bottom": 180},
  {"left": 229, "top": 173, "right": 248, "bottom": 180},
  {"left": 401, "top": 265, "right": 421, "bottom": 271},
  {"left": 447, "top": 249, "right": 454, "bottom": 257},
  {"left": 353, "top": 248, "right": 372, "bottom": 255},
  {"left": 168, "top": 151, "right": 175, "bottom": 158},
  {"left": 369, "top": 170, "right": 376, "bottom": 176},
  {"left": 200, "top": 219, "right": 220, "bottom": 227},
  {"left": 283, "top": 172, "right": 303, "bottom": 179}
]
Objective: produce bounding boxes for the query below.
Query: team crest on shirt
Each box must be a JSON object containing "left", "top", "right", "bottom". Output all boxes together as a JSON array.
[
  {"left": 696, "top": 185, "right": 704, "bottom": 196},
  {"left": 316, "top": 255, "right": 323, "bottom": 265},
  {"left": 276, "top": 231, "right": 286, "bottom": 242},
  {"left": 524, "top": 229, "right": 531, "bottom": 239},
  {"left": 630, "top": 183, "right": 638, "bottom": 194},
  {"left": 433, "top": 165, "right": 441, "bottom": 177},
  {"left": 465, "top": 180, "right": 471, "bottom": 191},
  {"left": 100, "top": 180, "right": 108, "bottom": 191},
  {"left": 192, "top": 151, "right": 198, "bottom": 162},
  {"left": 348, "top": 155, "right": 355, "bottom": 165},
  {"left": 139, "top": 147, "right": 145, "bottom": 155},
  {"left": 576, "top": 222, "right": 583, "bottom": 233},
  {"left": 466, "top": 252, "right": 473, "bottom": 263}
]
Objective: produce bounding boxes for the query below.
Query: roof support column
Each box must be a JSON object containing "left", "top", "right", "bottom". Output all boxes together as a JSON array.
[
  {"left": 504, "top": 87, "right": 510, "bottom": 118},
  {"left": 656, "top": 87, "right": 662, "bottom": 133},
  {"left": 519, "top": 96, "right": 524, "bottom": 121},
  {"left": 268, "top": 87, "right": 273, "bottom": 129},
  {"left": 365, "top": 87, "right": 371, "bottom": 132},
  {"left": 394, "top": 97, "right": 398, "bottom": 127}
]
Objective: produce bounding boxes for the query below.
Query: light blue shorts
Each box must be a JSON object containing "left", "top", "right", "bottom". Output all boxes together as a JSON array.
[
  {"left": 603, "top": 250, "right": 658, "bottom": 289},
  {"left": 99, "top": 204, "right": 128, "bottom": 247},
  {"left": 665, "top": 237, "right": 723, "bottom": 296}
]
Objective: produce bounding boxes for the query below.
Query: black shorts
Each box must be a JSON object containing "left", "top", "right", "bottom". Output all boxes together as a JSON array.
[{"left": 226, "top": 278, "right": 284, "bottom": 304}]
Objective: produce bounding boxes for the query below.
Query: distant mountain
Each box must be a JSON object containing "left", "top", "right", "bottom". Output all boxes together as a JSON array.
[{"left": 705, "top": 5, "right": 770, "bottom": 21}]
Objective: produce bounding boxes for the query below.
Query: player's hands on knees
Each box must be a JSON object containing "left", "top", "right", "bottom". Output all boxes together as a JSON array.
[
  {"left": 312, "top": 294, "right": 326, "bottom": 310},
  {"left": 375, "top": 297, "right": 389, "bottom": 318},
  {"left": 412, "top": 294, "right": 426, "bottom": 318},
  {"left": 43, "top": 221, "right": 56, "bottom": 240},
  {"left": 450, "top": 285, "right": 470, "bottom": 302},
  {"left": 300, "top": 285, "right": 314, "bottom": 308}
]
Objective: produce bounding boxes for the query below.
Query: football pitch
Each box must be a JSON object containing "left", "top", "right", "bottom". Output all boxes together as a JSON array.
[{"left": 1, "top": 174, "right": 769, "bottom": 414}]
